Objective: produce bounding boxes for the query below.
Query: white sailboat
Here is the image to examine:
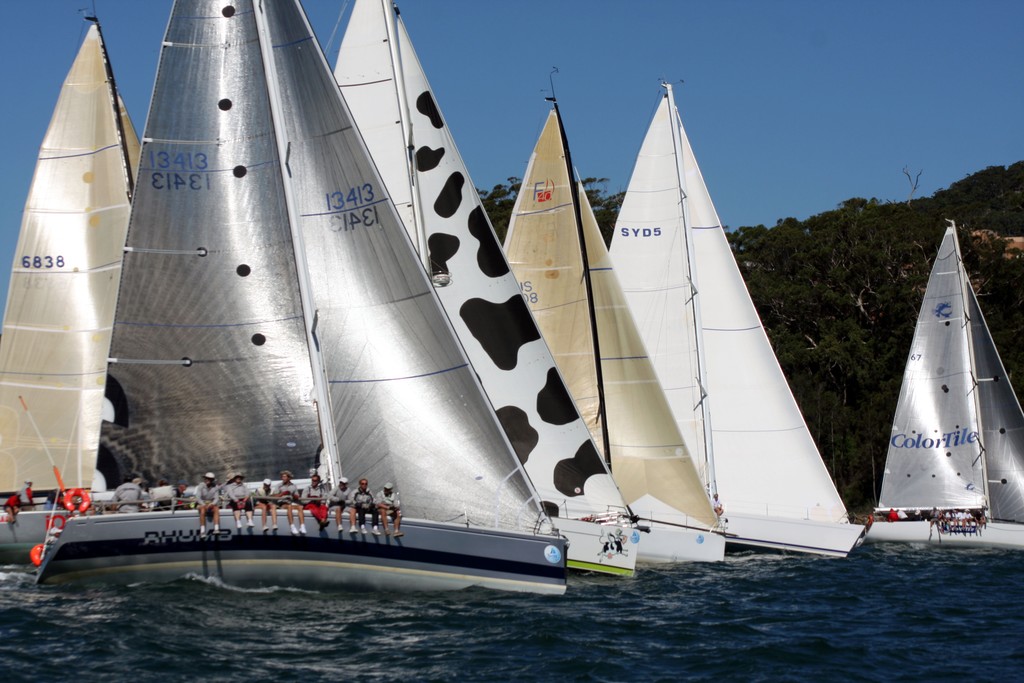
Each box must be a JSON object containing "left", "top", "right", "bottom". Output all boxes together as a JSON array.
[
  {"left": 0, "top": 20, "right": 139, "bottom": 563},
  {"left": 334, "top": 0, "right": 639, "bottom": 574},
  {"left": 37, "top": 0, "right": 567, "bottom": 594},
  {"left": 867, "top": 222, "right": 1024, "bottom": 547},
  {"left": 610, "top": 84, "right": 863, "bottom": 556},
  {"left": 503, "top": 102, "right": 725, "bottom": 562}
]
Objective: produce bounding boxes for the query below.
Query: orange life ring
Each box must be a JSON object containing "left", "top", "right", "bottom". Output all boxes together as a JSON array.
[
  {"left": 62, "top": 488, "right": 91, "bottom": 514},
  {"left": 30, "top": 543, "right": 44, "bottom": 566}
]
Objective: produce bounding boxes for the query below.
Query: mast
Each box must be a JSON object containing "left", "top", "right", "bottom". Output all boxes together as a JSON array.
[
  {"left": 253, "top": 1, "right": 340, "bottom": 482},
  {"left": 380, "top": 1, "right": 432, "bottom": 275},
  {"left": 549, "top": 98, "right": 612, "bottom": 466},
  {"left": 85, "top": 15, "right": 135, "bottom": 201},
  {"left": 665, "top": 82, "right": 717, "bottom": 494},
  {"left": 951, "top": 220, "right": 990, "bottom": 505}
]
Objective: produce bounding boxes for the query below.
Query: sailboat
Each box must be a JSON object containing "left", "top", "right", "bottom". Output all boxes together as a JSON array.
[
  {"left": 867, "top": 222, "right": 1024, "bottom": 547},
  {"left": 36, "top": 0, "right": 567, "bottom": 594},
  {"left": 0, "top": 19, "right": 139, "bottom": 564},
  {"left": 609, "top": 84, "right": 864, "bottom": 556},
  {"left": 333, "top": 0, "right": 638, "bottom": 575},
  {"left": 503, "top": 101, "right": 725, "bottom": 562}
]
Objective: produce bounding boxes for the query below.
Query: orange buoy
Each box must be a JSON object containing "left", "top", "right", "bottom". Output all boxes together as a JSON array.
[
  {"left": 62, "top": 488, "right": 92, "bottom": 514},
  {"left": 30, "top": 543, "right": 44, "bottom": 566}
]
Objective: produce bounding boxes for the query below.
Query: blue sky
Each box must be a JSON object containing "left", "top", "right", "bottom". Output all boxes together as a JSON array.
[{"left": 1, "top": 1, "right": 1022, "bottom": 321}]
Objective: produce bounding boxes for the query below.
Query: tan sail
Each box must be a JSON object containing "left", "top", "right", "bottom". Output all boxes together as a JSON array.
[
  {"left": 0, "top": 25, "right": 136, "bottom": 490},
  {"left": 505, "top": 110, "right": 716, "bottom": 529}
]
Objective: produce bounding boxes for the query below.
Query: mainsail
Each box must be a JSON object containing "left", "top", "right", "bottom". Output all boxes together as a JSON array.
[
  {"left": 611, "top": 84, "right": 851, "bottom": 526},
  {"left": 879, "top": 224, "right": 1010, "bottom": 514},
  {"left": 0, "top": 23, "right": 138, "bottom": 492},
  {"left": 503, "top": 105, "right": 717, "bottom": 531},
  {"left": 100, "top": 0, "right": 545, "bottom": 532},
  {"left": 335, "top": 2, "right": 627, "bottom": 522}
]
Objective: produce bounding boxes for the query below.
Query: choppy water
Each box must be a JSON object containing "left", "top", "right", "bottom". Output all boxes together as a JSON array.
[{"left": 0, "top": 544, "right": 1019, "bottom": 682}]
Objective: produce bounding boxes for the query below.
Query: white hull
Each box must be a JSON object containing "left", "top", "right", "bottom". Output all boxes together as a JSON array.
[
  {"left": 865, "top": 519, "right": 1024, "bottom": 548},
  {"left": 35, "top": 511, "right": 567, "bottom": 594},
  {"left": 637, "top": 524, "right": 725, "bottom": 563},
  {"left": 555, "top": 517, "right": 639, "bottom": 576},
  {"left": 722, "top": 513, "right": 865, "bottom": 557}
]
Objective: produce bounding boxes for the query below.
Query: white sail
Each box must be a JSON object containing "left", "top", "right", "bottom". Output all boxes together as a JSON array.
[
  {"left": 100, "top": 0, "right": 546, "bottom": 533},
  {"left": 612, "top": 85, "right": 861, "bottom": 555},
  {"left": 0, "top": 24, "right": 137, "bottom": 492},
  {"left": 335, "top": 3, "right": 628, "bottom": 523}
]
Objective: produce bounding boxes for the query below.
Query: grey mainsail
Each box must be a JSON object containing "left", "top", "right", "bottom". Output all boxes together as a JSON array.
[
  {"left": 966, "top": 266, "right": 1024, "bottom": 522},
  {"left": 100, "top": 0, "right": 544, "bottom": 532},
  {"left": 879, "top": 225, "right": 987, "bottom": 510}
]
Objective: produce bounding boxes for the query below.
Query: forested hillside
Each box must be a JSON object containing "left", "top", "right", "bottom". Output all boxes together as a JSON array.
[{"left": 481, "top": 162, "right": 1024, "bottom": 510}]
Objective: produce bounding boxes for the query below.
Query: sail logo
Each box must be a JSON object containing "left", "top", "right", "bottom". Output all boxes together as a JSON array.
[
  {"left": 533, "top": 180, "right": 554, "bottom": 203},
  {"left": 933, "top": 302, "right": 953, "bottom": 319},
  {"left": 630, "top": 529, "right": 641, "bottom": 545},
  {"left": 619, "top": 227, "right": 662, "bottom": 238},
  {"left": 890, "top": 427, "right": 978, "bottom": 450},
  {"left": 543, "top": 544, "right": 562, "bottom": 564}
]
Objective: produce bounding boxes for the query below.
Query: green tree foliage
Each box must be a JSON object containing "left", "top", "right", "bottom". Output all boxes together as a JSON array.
[
  {"left": 480, "top": 162, "right": 1024, "bottom": 514},
  {"left": 731, "top": 162, "right": 1024, "bottom": 511}
]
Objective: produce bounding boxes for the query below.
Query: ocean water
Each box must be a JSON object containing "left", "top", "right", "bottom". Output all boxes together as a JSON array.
[{"left": 0, "top": 544, "right": 1019, "bottom": 682}]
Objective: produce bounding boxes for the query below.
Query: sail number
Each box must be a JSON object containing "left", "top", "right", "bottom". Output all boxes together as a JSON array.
[
  {"left": 326, "top": 184, "right": 381, "bottom": 232},
  {"left": 149, "top": 151, "right": 211, "bottom": 191},
  {"left": 20, "top": 255, "right": 65, "bottom": 269},
  {"left": 520, "top": 280, "right": 539, "bottom": 304},
  {"left": 148, "top": 151, "right": 208, "bottom": 171},
  {"left": 325, "top": 184, "right": 375, "bottom": 211},
  {"left": 619, "top": 227, "right": 662, "bottom": 237}
]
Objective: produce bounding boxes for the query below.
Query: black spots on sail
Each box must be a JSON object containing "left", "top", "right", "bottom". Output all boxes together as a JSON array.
[
  {"left": 537, "top": 367, "right": 579, "bottom": 425},
  {"left": 415, "top": 146, "right": 445, "bottom": 172},
  {"left": 541, "top": 501, "right": 561, "bottom": 518},
  {"left": 553, "top": 440, "right": 606, "bottom": 498},
  {"left": 427, "top": 232, "right": 459, "bottom": 278},
  {"left": 495, "top": 406, "right": 539, "bottom": 466},
  {"left": 459, "top": 296, "right": 540, "bottom": 371},
  {"left": 433, "top": 172, "right": 465, "bottom": 219},
  {"left": 468, "top": 206, "right": 509, "bottom": 278},
  {"left": 415, "top": 90, "right": 444, "bottom": 129},
  {"left": 104, "top": 374, "right": 130, "bottom": 428}
]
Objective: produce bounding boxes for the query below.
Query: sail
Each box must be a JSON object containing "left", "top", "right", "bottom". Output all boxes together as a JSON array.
[
  {"left": 336, "top": 4, "right": 626, "bottom": 520},
  {"left": 967, "top": 284, "right": 1024, "bottom": 522},
  {"left": 0, "top": 25, "right": 136, "bottom": 491},
  {"left": 102, "top": 0, "right": 543, "bottom": 531},
  {"left": 612, "top": 86, "right": 850, "bottom": 523},
  {"left": 606, "top": 91, "right": 711, "bottom": 486},
  {"left": 503, "top": 108, "right": 713, "bottom": 526},
  {"left": 879, "top": 227, "right": 987, "bottom": 510}
]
